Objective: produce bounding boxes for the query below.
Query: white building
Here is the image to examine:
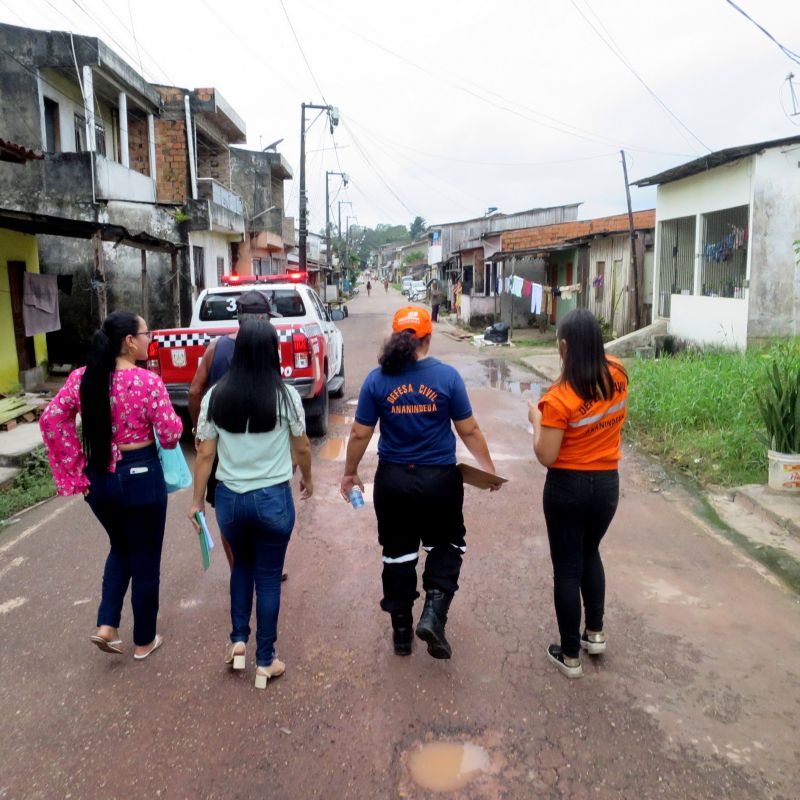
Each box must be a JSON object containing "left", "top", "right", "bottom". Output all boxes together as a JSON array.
[{"left": 634, "top": 135, "right": 800, "bottom": 349}]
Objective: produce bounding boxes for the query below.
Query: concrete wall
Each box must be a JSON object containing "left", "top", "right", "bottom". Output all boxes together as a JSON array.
[
  {"left": 748, "top": 145, "right": 800, "bottom": 342},
  {"left": 188, "top": 230, "right": 235, "bottom": 294},
  {"left": 670, "top": 295, "right": 748, "bottom": 349},
  {"left": 0, "top": 229, "right": 48, "bottom": 392}
]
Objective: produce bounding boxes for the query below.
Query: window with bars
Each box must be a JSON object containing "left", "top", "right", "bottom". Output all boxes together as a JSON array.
[
  {"left": 657, "top": 215, "right": 696, "bottom": 317},
  {"left": 73, "top": 113, "right": 106, "bottom": 156},
  {"left": 700, "top": 205, "right": 748, "bottom": 299},
  {"left": 193, "top": 246, "right": 205, "bottom": 291},
  {"left": 216, "top": 257, "right": 225, "bottom": 284}
]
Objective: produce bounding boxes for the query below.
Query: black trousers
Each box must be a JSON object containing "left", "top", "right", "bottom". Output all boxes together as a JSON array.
[
  {"left": 543, "top": 468, "right": 619, "bottom": 658},
  {"left": 373, "top": 462, "right": 465, "bottom": 615}
]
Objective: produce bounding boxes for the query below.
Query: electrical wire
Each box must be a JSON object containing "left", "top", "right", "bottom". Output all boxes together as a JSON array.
[
  {"left": 722, "top": 0, "right": 800, "bottom": 65},
  {"left": 278, "top": 0, "right": 328, "bottom": 104},
  {"left": 569, "top": 0, "right": 711, "bottom": 154}
]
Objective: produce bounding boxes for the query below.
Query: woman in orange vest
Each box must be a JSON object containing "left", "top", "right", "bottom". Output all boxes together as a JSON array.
[{"left": 528, "top": 309, "right": 628, "bottom": 679}]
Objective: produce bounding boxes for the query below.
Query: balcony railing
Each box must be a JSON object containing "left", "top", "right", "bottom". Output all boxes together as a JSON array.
[{"left": 197, "top": 177, "right": 243, "bottom": 216}]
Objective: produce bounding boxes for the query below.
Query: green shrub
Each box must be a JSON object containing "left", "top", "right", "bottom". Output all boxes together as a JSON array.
[
  {"left": 0, "top": 447, "right": 56, "bottom": 522},
  {"left": 754, "top": 340, "right": 800, "bottom": 454},
  {"left": 625, "top": 343, "right": 800, "bottom": 486}
]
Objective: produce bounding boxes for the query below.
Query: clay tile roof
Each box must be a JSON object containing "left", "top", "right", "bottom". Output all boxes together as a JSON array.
[
  {"left": 0, "top": 138, "right": 44, "bottom": 164},
  {"left": 500, "top": 211, "right": 655, "bottom": 253}
]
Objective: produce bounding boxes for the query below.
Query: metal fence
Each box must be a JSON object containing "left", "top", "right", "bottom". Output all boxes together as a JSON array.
[
  {"left": 700, "top": 205, "right": 749, "bottom": 298},
  {"left": 657, "top": 215, "right": 696, "bottom": 317}
]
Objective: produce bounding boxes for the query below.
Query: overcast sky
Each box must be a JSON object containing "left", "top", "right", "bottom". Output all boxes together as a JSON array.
[{"left": 2, "top": 0, "right": 799, "bottom": 233}]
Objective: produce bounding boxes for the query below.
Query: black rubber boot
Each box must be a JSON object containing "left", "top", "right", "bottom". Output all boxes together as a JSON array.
[
  {"left": 415, "top": 590, "right": 453, "bottom": 659},
  {"left": 391, "top": 612, "right": 413, "bottom": 656}
]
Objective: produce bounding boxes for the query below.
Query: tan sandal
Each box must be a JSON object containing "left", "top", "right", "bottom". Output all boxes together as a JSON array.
[
  {"left": 90, "top": 634, "right": 124, "bottom": 655},
  {"left": 225, "top": 641, "right": 246, "bottom": 671},
  {"left": 133, "top": 634, "right": 163, "bottom": 661},
  {"left": 254, "top": 658, "right": 285, "bottom": 689}
]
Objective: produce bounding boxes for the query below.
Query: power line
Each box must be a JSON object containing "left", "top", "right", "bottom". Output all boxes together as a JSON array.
[
  {"left": 569, "top": 0, "right": 711, "bottom": 153},
  {"left": 278, "top": 0, "right": 328, "bottom": 103},
  {"left": 722, "top": 0, "right": 800, "bottom": 65}
]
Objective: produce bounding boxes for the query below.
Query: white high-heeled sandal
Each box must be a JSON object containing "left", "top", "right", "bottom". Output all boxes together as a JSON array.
[
  {"left": 254, "top": 658, "right": 285, "bottom": 689},
  {"left": 225, "top": 641, "right": 246, "bottom": 671}
]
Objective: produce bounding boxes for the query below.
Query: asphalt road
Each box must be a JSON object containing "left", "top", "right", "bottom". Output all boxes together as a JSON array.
[{"left": 1, "top": 288, "right": 799, "bottom": 800}]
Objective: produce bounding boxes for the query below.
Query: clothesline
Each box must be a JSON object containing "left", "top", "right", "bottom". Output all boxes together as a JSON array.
[{"left": 499, "top": 275, "right": 582, "bottom": 313}]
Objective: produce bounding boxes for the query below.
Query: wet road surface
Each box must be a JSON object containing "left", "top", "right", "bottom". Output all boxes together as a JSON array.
[{"left": 1, "top": 288, "right": 799, "bottom": 799}]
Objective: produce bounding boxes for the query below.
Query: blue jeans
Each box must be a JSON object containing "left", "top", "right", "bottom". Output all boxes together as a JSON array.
[
  {"left": 215, "top": 481, "right": 295, "bottom": 667},
  {"left": 85, "top": 444, "right": 168, "bottom": 646},
  {"left": 543, "top": 468, "right": 619, "bottom": 658}
]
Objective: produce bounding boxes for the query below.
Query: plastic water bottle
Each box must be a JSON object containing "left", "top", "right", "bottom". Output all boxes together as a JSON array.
[{"left": 348, "top": 487, "right": 365, "bottom": 509}]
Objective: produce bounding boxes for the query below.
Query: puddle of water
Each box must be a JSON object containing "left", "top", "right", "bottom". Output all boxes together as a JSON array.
[
  {"left": 317, "top": 437, "right": 347, "bottom": 461},
  {"left": 408, "top": 741, "right": 490, "bottom": 793},
  {"left": 345, "top": 399, "right": 358, "bottom": 406},
  {"left": 455, "top": 357, "right": 544, "bottom": 400},
  {"left": 329, "top": 414, "right": 354, "bottom": 426}
]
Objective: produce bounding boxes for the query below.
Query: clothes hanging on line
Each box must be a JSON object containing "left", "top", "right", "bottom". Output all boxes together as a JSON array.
[
  {"left": 530, "top": 282, "right": 543, "bottom": 314},
  {"left": 23, "top": 272, "right": 61, "bottom": 336}
]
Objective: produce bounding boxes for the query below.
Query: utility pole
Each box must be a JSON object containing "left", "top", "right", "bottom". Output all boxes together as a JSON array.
[
  {"left": 298, "top": 102, "right": 339, "bottom": 271},
  {"left": 621, "top": 150, "right": 642, "bottom": 329},
  {"left": 325, "top": 171, "right": 348, "bottom": 272}
]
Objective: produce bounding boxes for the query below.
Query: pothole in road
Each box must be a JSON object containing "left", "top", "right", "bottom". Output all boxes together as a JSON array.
[{"left": 407, "top": 741, "right": 491, "bottom": 793}]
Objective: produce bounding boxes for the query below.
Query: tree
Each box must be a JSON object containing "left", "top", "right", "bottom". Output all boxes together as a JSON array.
[
  {"left": 409, "top": 216, "right": 427, "bottom": 240},
  {"left": 402, "top": 250, "right": 426, "bottom": 266}
]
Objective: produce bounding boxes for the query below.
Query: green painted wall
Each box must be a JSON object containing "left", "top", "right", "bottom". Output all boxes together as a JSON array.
[{"left": 0, "top": 228, "right": 48, "bottom": 393}]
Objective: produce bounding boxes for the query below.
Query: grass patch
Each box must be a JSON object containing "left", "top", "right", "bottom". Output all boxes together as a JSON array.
[
  {"left": 512, "top": 337, "right": 557, "bottom": 348},
  {"left": 626, "top": 340, "right": 800, "bottom": 486},
  {"left": 0, "top": 447, "right": 56, "bottom": 522}
]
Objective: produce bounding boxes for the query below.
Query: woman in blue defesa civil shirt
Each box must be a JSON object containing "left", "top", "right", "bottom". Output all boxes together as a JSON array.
[{"left": 340, "top": 305, "right": 501, "bottom": 660}]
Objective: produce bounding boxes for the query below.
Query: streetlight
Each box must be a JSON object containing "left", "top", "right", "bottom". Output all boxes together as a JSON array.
[{"left": 299, "top": 102, "right": 339, "bottom": 271}]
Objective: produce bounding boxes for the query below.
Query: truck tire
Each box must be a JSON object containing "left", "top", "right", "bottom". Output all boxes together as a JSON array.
[
  {"left": 330, "top": 349, "right": 345, "bottom": 399},
  {"left": 305, "top": 383, "right": 329, "bottom": 438}
]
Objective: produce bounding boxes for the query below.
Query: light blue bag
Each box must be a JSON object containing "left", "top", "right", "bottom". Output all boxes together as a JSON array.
[{"left": 157, "top": 440, "right": 192, "bottom": 493}]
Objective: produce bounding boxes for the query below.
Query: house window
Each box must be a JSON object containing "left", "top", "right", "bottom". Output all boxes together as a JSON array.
[
  {"left": 193, "top": 246, "right": 205, "bottom": 290},
  {"left": 657, "top": 215, "right": 696, "bottom": 316},
  {"left": 43, "top": 98, "right": 60, "bottom": 152},
  {"left": 700, "top": 205, "right": 749, "bottom": 299},
  {"left": 73, "top": 113, "right": 106, "bottom": 155},
  {"left": 216, "top": 256, "right": 225, "bottom": 284}
]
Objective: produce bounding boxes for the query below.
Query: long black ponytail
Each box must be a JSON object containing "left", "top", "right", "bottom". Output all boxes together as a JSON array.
[{"left": 80, "top": 310, "right": 140, "bottom": 470}]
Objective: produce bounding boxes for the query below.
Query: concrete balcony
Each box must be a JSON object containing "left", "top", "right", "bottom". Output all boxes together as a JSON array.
[
  {"left": 95, "top": 155, "right": 155, "bottom": 203},
  {"left": 197, "top": 178, "right": 243, "bottom": 216}
]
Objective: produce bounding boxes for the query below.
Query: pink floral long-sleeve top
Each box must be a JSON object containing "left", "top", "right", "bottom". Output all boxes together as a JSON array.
[{"left": 39, "top": 366, "right": 183, "bottom": 496}]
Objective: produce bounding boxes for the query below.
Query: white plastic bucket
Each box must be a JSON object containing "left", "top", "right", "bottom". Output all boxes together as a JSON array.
[{"left": 767, "top": 450, "right": 800, "bottom": 493}]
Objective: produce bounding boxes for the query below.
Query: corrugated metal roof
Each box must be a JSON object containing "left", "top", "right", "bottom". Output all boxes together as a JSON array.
[{"left": 633, "top": 135, "right": 800, "bottom": 187}]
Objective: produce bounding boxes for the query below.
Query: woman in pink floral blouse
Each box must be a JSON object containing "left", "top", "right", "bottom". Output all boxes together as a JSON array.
[{"left": 40, "top": 310, "right": 183, "bottom": 659}]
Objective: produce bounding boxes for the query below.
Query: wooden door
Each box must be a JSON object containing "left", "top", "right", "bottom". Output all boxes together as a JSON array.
[{"left": 7, "top": 261, "right": 35, "bottom": 371}]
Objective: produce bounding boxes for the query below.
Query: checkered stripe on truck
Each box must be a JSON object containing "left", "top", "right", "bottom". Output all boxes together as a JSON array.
[{"left": 154, "top": 332, "right": 213, "bottom": 347}]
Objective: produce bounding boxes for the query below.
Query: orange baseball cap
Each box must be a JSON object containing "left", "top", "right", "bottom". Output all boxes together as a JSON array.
[{"left": 392, "top": 306, "right": 433, "bottom": 339}]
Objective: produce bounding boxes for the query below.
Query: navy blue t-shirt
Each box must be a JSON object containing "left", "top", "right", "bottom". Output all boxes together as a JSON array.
[{"left": 355, "top": 357, "right": 472, "bottom": 465}]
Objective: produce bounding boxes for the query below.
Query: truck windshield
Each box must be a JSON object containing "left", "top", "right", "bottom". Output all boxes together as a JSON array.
[{"left": 198, "top": 289, "right": 306, "bottom": 321}]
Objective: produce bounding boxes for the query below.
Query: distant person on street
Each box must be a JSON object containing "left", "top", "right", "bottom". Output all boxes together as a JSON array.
[
  {"left": 40, "top": 310, "right": 183, "bottom": 659},
  {"left": 430, "top": 280, "right": 445, "bottom": 322},
  {"left": 383, "top": 277, "right": 389, "bottom": 293},
  {"left": 188, "top": 290, "right": 282, "bottom": 572},
  {"left": 340, "top": 306, "right": 499, "bottom": 659},
  {"left": 366, "top": 280, "right": 372, "bottom": 297},
  {"left": 189, "top": 319, "right": 313, "bottom": 689},
  {"left": 529, "top": 308, "right": 628, "bottom": 679}
]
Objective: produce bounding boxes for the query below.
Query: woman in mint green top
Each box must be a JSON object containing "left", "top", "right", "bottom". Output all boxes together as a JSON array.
[{"left": 190, "top": 319, "right": 312, "bottom": 689}]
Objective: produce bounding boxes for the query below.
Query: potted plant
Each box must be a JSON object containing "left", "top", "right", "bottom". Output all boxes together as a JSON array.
[{"left": 755, "top": 342, "right": 800, "bottom": 493}]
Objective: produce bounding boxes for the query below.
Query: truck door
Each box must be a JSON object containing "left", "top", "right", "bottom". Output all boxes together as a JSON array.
[{"left": 308, "top": 289, "right": 340, "bottom": 380}]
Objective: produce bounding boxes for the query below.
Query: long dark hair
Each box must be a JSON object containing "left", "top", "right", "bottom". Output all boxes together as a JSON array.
[
  {"left": 209, "top": 318, "right": 294, "bottom": 433},
  {"left": 379, "top": 331, "right": 426, "bottom": 375},
  {"left": 557, "top": 309, "right": 626, "bottom": 402},
  {"left": 80, "top": 310, "right": 141, "bottom": 470}
]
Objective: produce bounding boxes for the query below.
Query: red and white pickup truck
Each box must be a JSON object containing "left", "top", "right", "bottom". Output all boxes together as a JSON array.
[{"left": 146, "top": 273, "right": 345, "bottom": 437}]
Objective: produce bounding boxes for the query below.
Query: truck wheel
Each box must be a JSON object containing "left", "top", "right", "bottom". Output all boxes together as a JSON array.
[
  {"left": 305, "top": 385, "right": 329, "bottom": 437},
  {"left": 330, "top": 350, "right": 345, "bottom": 398}
]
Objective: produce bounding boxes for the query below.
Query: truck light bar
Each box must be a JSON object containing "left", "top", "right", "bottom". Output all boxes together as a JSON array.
[{"left": 221, "top": 271, "right": 308, "bottom": 285}]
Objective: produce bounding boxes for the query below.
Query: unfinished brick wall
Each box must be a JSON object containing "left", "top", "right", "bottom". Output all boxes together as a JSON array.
[
  {"left": 196, "top": 144, "right": 230, "bottom": 186},
  {"left": 127, "top": 116, "right": 150, "bottom": 177},
  {"left": 155, "top": 118, "right": 189, "bottom": 204}
]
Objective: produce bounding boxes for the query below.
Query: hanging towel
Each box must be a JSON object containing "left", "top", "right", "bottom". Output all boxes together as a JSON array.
[
  {"left": 511, "top": 275, "right": 524, "bottom": 297},
  {"left": 530, "top": 282, "right": 543, "bottom": 314},
  {"left": 522, "top": 279, "right": 532, "bottom": 298},
  {"left": 23, "top": 272, "right": 61, "bottom": 336}
]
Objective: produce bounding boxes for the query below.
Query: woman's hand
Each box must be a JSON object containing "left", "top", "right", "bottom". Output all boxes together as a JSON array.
[
  {"left": 188, "top": 503, "right": 204, "bottom": 531},
  {"left": 299, "top": 477, "right": 313, "bottom": 500},
  {"left": 340, "top": 473, "right": 364, "bottom": 502},
  {"left": 528, "top": 400, "right": 542, "bottom": 428}
]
